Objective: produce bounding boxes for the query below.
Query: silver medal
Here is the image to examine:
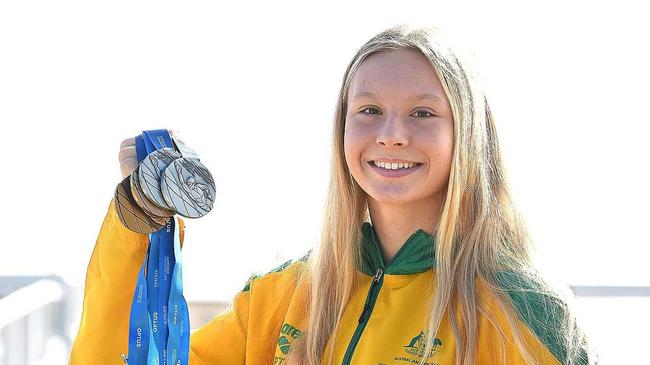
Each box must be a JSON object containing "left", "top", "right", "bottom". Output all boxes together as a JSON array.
[
  {"left": 137, "top": 148, "right": 182, "bottom": 210},
  {"left": 130, "top": 167, "right": 175, "bottom": 219},
  {"left": 160, "top": 157, "right": 215, "bottom": 218}
]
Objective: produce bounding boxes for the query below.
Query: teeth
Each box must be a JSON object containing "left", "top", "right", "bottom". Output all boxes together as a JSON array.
[{"left": 372, "top": 161, "right": 418, "bottom": 170}]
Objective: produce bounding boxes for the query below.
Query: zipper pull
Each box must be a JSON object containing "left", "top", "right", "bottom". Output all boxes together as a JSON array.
[{"left": 373, "top": 268, "right": 383, "bottom": 282}]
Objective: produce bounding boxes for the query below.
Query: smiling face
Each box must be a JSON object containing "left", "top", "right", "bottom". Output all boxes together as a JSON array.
[{"left": 344, "top": 48, "right": 454, "bottom": 206}]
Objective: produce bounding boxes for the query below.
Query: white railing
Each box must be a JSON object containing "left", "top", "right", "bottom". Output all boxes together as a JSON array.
[
  {"left": 571, "top": 285, "right": 650, "bottom": 297},
  {"left": 0, "top": 276, "right": 70, "bottom": 365}
]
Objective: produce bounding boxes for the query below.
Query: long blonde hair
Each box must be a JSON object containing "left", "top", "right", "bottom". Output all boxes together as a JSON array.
[{"left": 288, "top": 24, "right": 596, "bottom": 365}]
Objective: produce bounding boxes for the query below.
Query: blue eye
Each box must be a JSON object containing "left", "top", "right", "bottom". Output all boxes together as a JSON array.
[{"left": 361, "top": 107, "right": 381, "bottom": 115}]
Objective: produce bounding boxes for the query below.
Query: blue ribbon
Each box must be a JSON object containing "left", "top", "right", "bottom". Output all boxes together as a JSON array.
[
  {"left": 126, "top": 129, "right": 190, "bottom": 365},
  {"left": 157, "top": 220, "right": 174, "bottom": 365},
  {"left": 166, "top": 217, "right": 190, "bottom": 364},
  {"left": 146, "top": 232, "right": 161, "bottom": 364}
]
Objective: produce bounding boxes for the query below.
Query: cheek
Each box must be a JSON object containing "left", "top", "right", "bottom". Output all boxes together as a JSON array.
[
  {"left": 441, "top": 125, "right": 455, "bottom": 159},
  {"left": 430, "top": 126, "right": 454, "bottom": 174},
  {"left": 430, "top": 134, "right": 453, "bottom": 158},
  {"left": 428, "top": 122, "right": 454, "bottom": 151},
  {"left": 343, "top": 122, "right": 365, "bottom": 162},
  {"left": 343, "top": 131, "right": 355, "bottom": 173},
  {"left": 417, "top": 125, "right": 454, "bottom": 175}
]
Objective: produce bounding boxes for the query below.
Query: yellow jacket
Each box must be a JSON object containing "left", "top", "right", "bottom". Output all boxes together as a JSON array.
[{"left": 69, "top": 198, "right": 588, "bottom": 364}]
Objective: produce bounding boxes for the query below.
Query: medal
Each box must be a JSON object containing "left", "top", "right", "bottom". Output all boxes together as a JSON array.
[
  {"left": 130, "top": 167, "right": 175, "bottom": 220},
  {"left": 114, "top": 176, "right": 165, "bottom": 234},
  {"left": 160, "top": 157, "right": 215, "bottom": 218},
  {"left": 115, "top": 130, "right": 216, "bottom": 225},
  {"left": 137, "top": 148, "right": 182, "bottom": 210}
]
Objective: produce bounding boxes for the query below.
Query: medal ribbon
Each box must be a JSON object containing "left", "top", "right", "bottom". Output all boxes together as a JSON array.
[{"left": 126, "top": 129, "right": 190, "bottom": 365}]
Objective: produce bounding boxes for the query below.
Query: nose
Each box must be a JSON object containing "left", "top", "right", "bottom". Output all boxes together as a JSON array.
[{"left": 376, "top": 112, "right": 409, "bottom": 148}]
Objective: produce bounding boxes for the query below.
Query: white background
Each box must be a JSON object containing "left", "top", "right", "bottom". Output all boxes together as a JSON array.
[{"left": 1, "top": 1, "right": 648, "bottom": 363}]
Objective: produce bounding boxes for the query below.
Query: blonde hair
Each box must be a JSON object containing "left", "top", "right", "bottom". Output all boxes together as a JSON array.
[{"left": 287, "top": 24, "right": 596, "bottom": 365}]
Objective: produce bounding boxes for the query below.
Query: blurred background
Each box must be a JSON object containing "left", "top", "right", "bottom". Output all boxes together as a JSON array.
[{"left": 0, "top": 0, "right": 648, "bottom": 364}]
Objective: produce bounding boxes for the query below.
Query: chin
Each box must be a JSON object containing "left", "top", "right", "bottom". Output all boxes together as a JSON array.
[{"left": 366, "top": 191, "right": 420, "bottom": 205}]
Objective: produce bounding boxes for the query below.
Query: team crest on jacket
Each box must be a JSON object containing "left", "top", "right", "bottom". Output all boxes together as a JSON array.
[{"left": 402, "top": 331, "right": 442, "bottom": 357}]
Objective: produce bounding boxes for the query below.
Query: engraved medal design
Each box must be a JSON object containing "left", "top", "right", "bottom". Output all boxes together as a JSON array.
[
  {"left": 160, "top": 157, "right": 215, "bottom": 218},
  {"left": 130, "top": 167, "right": 175, "bottom": 221},
  {"left": 137, "top": 148, "right": 182, "bottom": 210},
  {"left": 114, "top": 176, "right": 165, "bottom": 234}
]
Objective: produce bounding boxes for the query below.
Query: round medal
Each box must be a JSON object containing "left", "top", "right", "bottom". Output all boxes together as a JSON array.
[
  {"left": 130, "top": 167, "right": 175, "bottom": 220},
  {"left": 160, "top": 157, "right": 215, "bottom": 218},
  {"left": 114, "top": 176, "right": 165, "bottom": 234},
  {"left": 137, "top": 148, "right": 182, "bottom": 210}
]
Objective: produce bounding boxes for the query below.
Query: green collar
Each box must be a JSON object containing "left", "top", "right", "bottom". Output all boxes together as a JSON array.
[{"left": 358, "top": 222, "right": 437, "bottom": 276}]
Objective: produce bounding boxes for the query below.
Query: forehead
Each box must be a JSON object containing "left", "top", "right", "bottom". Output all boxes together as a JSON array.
[{"left": 348, "top": 49, "right": 445, "bottom": 99}]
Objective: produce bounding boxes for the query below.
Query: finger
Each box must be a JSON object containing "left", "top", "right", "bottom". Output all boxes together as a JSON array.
[
  {"left": 120, "top": 157, "right": 138, "bottom": 168},
  {"left": 120, "top": 137, "right": 136, "bottom": 149},
  {"left": 118, "top": 145, "right": 137, "bottom": 163},
  {"left": 120, "top": 157, "right": 138, "bottom": 178}
]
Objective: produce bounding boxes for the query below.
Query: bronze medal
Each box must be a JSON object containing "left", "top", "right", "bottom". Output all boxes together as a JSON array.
[
  {"left": 114, "top": 175, "right": 165, "bottom": 234},
  {"left": 160, "top": 157, "right": 215, "bottom": 218}
]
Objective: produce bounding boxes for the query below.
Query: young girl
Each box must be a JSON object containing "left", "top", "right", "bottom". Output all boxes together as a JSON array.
[{"left": 70, "top": 25, "right": 596, "bottom": 365}]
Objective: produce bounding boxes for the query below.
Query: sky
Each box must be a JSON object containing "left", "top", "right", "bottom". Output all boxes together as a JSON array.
[{"left": 1, "top": 0, "right": 648, "bottom": 307}]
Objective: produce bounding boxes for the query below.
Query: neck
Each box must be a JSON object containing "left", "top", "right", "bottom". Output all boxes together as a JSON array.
[{"left": 367, "top": 192, "right": 444, "bottom": 264}]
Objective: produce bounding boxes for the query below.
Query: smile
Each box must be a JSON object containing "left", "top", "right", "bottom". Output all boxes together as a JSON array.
[
  {"left": 367, "top": 161, "right": 423, "bottom": 177},
  {"left": 370, "top": 161, "right": 422, "bottom": 170}
]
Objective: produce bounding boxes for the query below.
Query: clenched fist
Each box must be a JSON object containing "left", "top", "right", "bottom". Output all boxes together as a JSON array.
[{"left": 118, "top": 129, "right": 180, "bottom": 179}]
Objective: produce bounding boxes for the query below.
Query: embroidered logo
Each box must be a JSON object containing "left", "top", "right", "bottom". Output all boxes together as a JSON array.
[
  {"left": 403, "top": 331, "right": 442, "bottom": 357},
  {"left": 277, "top": 322, "right": 303, "bottom": 355}
]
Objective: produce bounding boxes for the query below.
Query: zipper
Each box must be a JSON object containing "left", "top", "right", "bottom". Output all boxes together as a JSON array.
[
  {"left": 341, "top": 267, "right": 384, "bottom": 365},
  {"left": 340, "top": 226, "right": 420, "bottom": 364}
]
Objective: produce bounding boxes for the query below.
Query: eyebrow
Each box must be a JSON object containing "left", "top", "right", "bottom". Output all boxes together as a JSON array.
[{"left": 351, "top": 92, "right": 443, "bottom": 102}]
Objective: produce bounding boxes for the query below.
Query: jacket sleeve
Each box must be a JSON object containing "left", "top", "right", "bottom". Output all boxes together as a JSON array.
[
  {"left": 476, "top": 273, "right": 593, "bottom": 365},
  {"left": 69, "top": 198, "right": 226, "bottom": 364},
  {"left": 187, "top": 287, "right": 251, "bottom": 364}
]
